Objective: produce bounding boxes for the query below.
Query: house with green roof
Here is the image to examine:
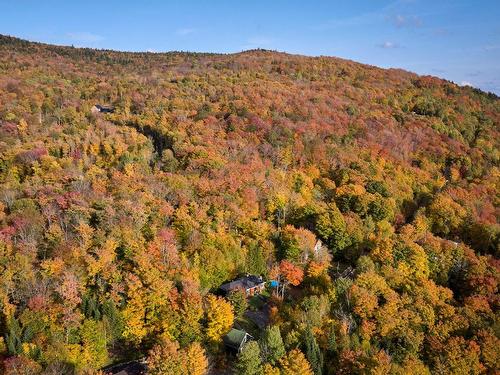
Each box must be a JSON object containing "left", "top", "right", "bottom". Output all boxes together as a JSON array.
[{"left": 223, "top": 328, "right": 253, "bottom": 353}]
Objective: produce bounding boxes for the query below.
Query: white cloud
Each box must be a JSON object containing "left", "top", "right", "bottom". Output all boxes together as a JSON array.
[
  {"left": 433, "top": 28, "right": 450, "bottom": 36},
  {"left": 175, "top": 28, "right": 196, "bottom": 36},
  {"left": 483, "top": 44, "right": 500, "bottom": 51},
  {"left": 67, "top": 32, "right": 104, "bottom": 43},
  {"left": 312, "top": 0, "right": 424, "bottom": 31},
  {"left": 377, "top": 41, "right": 401, "bottom": 49},
  {"left": 460, "top": 81, "right": 473, "bottom": 87},
  {"left": 387, "top": 14, "right": 422, "bottom": 28}
]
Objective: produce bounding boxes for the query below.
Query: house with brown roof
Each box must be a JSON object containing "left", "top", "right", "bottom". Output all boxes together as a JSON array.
[{"left": 220, "top": 275, "right": 266, "bottom": 297}]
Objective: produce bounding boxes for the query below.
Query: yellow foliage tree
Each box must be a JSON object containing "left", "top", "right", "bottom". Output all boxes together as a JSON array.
[
  {"left": 263, "top": 363, "right": 280, "bottom": 375},
  {"left": 122, "top": 274, "right": 147, "bottom": 344},
  {"left": 185, "top": 342, "right": 209, "bottom": 375},
  {"left": 205, "top": 294, "right": 234, "bottom": 343},
  {"left": 427, "top": 195, "right": 467, "bottom": 236},
  {"left": 279, "top": 349, "right": 313, "bottom": 375},
  {"left": 147, "top": 338, "right": 208, "bottom": 375}
]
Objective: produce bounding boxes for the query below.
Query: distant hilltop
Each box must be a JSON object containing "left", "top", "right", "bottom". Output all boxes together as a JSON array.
[{"left": 0, "top": 33, "right": 492, "bottom": 97}]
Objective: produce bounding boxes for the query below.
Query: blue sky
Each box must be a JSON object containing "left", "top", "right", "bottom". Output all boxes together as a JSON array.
[{"left": 1, "top": 0, "right": 499, "bottom": 94}]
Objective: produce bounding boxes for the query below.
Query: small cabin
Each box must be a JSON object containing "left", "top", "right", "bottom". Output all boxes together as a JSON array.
[
  {"left": 220, "top": 275, "right": 266, "bottom": 297},
  {"left": 223, "top": 328, "right": 253, "bottom": 353},
  {"left": 91, "top": 104, "right": 115, "bottom": 114}
]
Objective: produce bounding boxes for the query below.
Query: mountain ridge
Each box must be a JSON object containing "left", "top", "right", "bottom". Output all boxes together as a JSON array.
[{"left": 3, "top": 33, "right": 494, "bottom": 98}]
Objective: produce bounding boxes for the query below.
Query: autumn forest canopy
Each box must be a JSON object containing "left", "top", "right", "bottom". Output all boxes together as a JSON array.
[{"left": 0, "top": 35, "right": 498, "bottom": 374}]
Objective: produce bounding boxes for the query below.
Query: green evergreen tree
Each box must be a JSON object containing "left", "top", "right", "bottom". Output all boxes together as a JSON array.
[
  {"left": 81, "top": 293, "right": 101, "bottom": 320},
  {"left": 304, "top": 325, "right": 323, "bottom": 375},
  {"left": 327, "top": 325, "right": 337, "bottom": 355},
  {"left": 227, "top": 290, "right": 248, "bottom": 318},
  {"left": 5, "top": 317, "right": 22, "bottom": 355},
  {"left": 236, "top": 341, "right": 262, "bottom": 375},
  {"left": 259, "top": 325, "right": 285, "bottom": 365},
  {"left": 246, "top": 242, "right": 267, "bottom": 276},
  {"left": 102, "top": 299, "right": 124, "bottom": 344}
]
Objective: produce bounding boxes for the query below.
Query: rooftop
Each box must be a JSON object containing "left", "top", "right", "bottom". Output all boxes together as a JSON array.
[
  {"left": 220, "top": 275, "right": 264, "bottom": 293},
  {"left": 223, "top": 328, "right": 252, "bottom": 350}
]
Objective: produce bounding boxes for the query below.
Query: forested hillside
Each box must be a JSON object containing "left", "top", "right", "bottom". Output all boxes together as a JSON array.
[{"left": 0, "top": 35, "right": 498, "bottom": 374}]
